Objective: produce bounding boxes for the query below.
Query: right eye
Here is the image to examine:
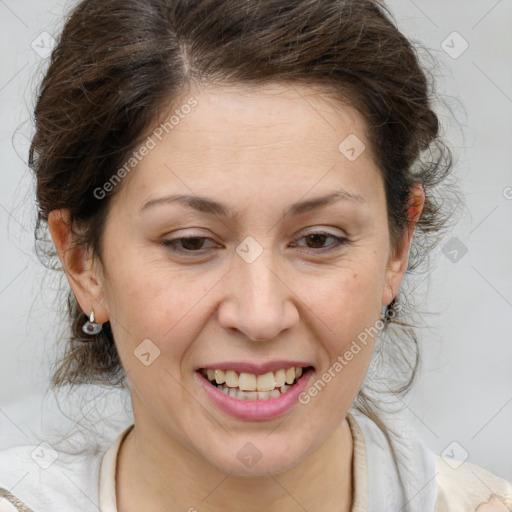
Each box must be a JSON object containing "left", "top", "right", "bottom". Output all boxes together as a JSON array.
[{"left": 161, "top": 236, "right": 221, "bottom": 254}]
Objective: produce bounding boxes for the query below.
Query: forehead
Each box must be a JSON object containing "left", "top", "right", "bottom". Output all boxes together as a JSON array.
[
  {"left": 169, "top": 82, "right": 369, "bottom": 156},
  {"left": 110, "top": 82, "right": 381, "bottom": 212}
]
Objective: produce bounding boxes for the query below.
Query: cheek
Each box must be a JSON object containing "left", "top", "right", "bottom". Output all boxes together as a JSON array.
[
  {"left": 299, "top": 259, "right": 384, "bottom": 387},
  {"left": 103, "top": 253, "right": 217, "bottom": 356},
  {"left": 304, "top": 272, "right": 381, "bottom": 400},
  {"left": 304, "top": 260, "right": 384, "bottom": 334}
]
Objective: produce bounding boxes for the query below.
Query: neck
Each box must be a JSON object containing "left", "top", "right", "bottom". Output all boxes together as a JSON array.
[{"left": 116, "top": 416, "right": 353, "bottom": 512}]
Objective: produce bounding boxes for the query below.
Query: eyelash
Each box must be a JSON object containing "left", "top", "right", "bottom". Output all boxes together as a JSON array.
[{"left": 161, "top": 231, "right": 349, "bottom": 255}]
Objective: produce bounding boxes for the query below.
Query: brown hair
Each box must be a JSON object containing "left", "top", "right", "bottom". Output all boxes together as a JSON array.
[{"left": 30, "top": 0, "right": 456, "bottom": 428}]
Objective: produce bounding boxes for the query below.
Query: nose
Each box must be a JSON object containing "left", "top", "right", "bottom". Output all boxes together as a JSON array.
[{"left": 216, "top": 249, "right": 299, "bottom": 342}]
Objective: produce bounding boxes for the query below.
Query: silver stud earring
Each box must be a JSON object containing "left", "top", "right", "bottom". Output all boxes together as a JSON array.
[{"left": 82, "top": 309, "right": 102, "bottom": 335}]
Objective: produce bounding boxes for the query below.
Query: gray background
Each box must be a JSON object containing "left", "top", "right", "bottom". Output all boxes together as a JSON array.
[{"left": 0, "top": 0, "right": 511, "bottom": 482}]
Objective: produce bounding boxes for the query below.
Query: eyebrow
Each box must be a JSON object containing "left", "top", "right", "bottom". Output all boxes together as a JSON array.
[{"left": 139, "top": 188, "right": 366, "bottom": 219}]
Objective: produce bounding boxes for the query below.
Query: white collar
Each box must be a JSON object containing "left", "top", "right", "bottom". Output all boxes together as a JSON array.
[
  {"left": 98, "top": 424, "right": 133, "bottom": 512},
  {"left": 97, "top": 411, "right": 437, "bottom": 511}
]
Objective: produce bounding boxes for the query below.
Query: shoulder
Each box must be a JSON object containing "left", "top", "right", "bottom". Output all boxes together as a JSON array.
[
  {"left": 434, "top": 454, "right": 512, "bottom": 511},
  {"left": 347, "top": 409, "right": 512, "bottom": 512},
  {"left": 0, "top": 441, "right": 103, "bottom": 512}
]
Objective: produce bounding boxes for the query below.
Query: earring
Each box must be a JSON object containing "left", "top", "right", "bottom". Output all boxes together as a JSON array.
[{"left": 82, "top": 309, "right": 102, "bottom": 335}]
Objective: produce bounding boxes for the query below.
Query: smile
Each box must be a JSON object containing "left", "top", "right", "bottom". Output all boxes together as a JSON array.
[
  {"left": 196, "top": 365, "right": 314, "bottom": 421},
  {"left": 199, "top": 367, "right": 309, "bottom": 401}
]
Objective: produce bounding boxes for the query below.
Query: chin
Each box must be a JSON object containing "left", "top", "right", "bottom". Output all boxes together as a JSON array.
[{"left": 202, "top": 438, "right": 311, "bottom": 478}]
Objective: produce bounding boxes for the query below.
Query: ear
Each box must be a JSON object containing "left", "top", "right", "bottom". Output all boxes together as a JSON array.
[
  {"left": 48, "top": 209, "right": 109, "bottom": 324},
  {"left": 381, "top": 183, "right": 425, "bottom": 307}
]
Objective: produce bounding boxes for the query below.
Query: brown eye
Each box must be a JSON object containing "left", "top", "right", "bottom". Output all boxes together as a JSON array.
[
  {"left": 293, "top": 231, "right": 348, "bottom": 252},
  {"left": 163, "top": 237, "right": 218, "bottom": 253},
  {"left": 179, "top": 237, "right": 207, "bottom": 251},
  {"left": 304, "top": 233, "right": 330, "bottom": 249}
]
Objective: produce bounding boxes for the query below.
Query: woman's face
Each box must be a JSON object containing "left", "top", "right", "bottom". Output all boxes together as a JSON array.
[{"left": 67, "top": 83, "right": 413, "bottom": 476}]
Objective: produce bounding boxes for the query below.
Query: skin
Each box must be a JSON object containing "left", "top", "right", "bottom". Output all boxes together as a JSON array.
[
  {"left": 476, "top": 496, "right": 509, "bottom": 512},
  {"left": 49, "top": 82, "right": 424, "bottom": 512}
]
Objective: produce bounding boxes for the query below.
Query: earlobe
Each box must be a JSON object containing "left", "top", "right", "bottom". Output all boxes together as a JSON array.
[
  {"left": 382, "top": 283, "right": 394, "bottom": 308},
  {"left": 382, "top": 184, "right": 425, "bottom": 306},
  {"left": 48, "top": 209, "right": 109, "bottom": 324}
]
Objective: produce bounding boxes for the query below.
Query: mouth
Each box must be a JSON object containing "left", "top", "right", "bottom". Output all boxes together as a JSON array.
[{"left": 197, "top": 365, "right": 314, "bottom": 401}]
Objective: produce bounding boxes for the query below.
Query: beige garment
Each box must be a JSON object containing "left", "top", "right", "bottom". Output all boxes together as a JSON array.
[
  {"left": 434, "top": 454, "right": 512, "bottom": 511},
  {"left": 96, "top": 414, "right": 512, "bottom": 512}
]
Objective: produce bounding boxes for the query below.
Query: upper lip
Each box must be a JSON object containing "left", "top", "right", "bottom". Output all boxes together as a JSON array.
[{"left": 197, "top": 360, "right": 314, "bottom": 375}]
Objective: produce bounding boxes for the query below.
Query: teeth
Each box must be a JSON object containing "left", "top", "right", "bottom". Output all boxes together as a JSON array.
[
  {"left": 274, "top": 369, "right": 286, "bottom": 387},
  {"left": 285, "top": 368, "right": 296, "bottom": 384},
  {"left": 215, "top": 383, "right": 292, "bottom": 400},
  {"left": 225, "top": 370, "right": 238, "bottom": 388},
  {"left": 238, "top": 372, "right": 256, "bottom": 391},
  {"left": 238, "top": 390, "right": 258, "bottom": 401},
  {"left": 256, "top": 372, "right": 275, "bottom": 392},
  {"left": 203, "top": 367, "right": 307, "bottom": 392},
  {"left": 214, "top": 369, "right": 225, "bottom": 384}
]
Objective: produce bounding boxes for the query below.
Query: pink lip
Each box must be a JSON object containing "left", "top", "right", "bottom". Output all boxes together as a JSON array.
[
  {"left": 195, "top": 367, "right": 314, "bottom": 421},
  {"left": 197, "top": 360, "right": 314, "bottom": 374}
]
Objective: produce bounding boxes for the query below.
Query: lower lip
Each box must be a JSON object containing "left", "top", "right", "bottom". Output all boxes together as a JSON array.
[{"left": 195, "top": 368, "right": 314, "bottom": 421}]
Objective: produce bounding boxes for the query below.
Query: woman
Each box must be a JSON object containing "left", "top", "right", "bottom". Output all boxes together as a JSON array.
[{"left": 0, "top": 0, "right": 510, "bottom": 511}]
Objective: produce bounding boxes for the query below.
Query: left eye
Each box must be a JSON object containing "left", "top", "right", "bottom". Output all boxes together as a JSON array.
[
  {"left": 292, "top": 232, "right": 347, "bottom": 251},
  {"left": 162, "top": 231, "right": 347, "bottom": 255}
]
